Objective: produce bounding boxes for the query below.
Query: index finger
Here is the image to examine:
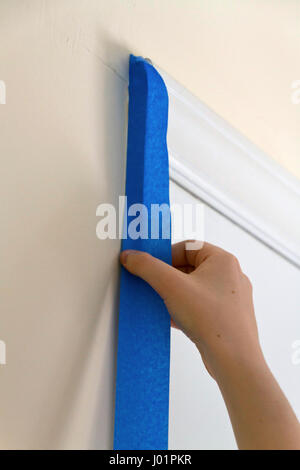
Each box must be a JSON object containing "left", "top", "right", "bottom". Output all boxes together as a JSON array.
[{"left": 171, "top": 240, "right": 224, "bottom": 268}]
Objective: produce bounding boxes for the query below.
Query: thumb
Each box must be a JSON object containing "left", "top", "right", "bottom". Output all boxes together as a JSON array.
[{"left": 120, "top": 249, "right": 184, "bottom": 301}]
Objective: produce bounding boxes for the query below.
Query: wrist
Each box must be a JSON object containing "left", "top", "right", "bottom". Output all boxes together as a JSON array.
[
  {"left": 196, "top": 339, "right": 267, "bottom": 384},
  {"left": 214, "top": 347, "right": 268, "bottom": 389}
]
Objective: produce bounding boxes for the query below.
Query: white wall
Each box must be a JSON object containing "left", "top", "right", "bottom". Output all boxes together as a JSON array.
[{"left": 169, "top": 183, "right": 300, "bottom": 449}]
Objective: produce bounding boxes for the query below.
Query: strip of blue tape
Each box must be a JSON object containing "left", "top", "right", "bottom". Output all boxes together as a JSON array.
[{"left": 113, "top": 55, "right": 171, "bottom": 450}]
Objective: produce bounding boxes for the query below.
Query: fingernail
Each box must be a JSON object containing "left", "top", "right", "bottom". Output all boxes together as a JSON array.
[{"left": 120, "top": 249, "right": 140, "bottom": 265}]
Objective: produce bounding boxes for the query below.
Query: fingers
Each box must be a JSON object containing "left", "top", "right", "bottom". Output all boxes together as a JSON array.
[
  {"left": 171, "top": 240, "right": 224, "bottom": 268},
  {"left": 120, "top": 249, "right": 185, "bottom": 301}
]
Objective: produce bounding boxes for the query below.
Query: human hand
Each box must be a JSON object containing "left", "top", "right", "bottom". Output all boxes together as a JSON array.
[{"left": 120, "top": 240, "right": 262, "bottom": 380}]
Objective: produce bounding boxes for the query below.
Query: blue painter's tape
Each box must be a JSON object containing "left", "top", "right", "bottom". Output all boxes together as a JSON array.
[{"left": 113, "top": 55, "right": 171, "bottom": 450}]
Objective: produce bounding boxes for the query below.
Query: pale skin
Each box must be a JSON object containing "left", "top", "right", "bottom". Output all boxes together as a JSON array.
[{"left": 120, "top": 240, "right": 300, "bottom": 450}]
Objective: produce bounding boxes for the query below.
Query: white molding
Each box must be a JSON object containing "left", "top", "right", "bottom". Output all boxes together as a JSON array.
[{"left": 158, "top": 67, "right": 300, "bottom": 268}]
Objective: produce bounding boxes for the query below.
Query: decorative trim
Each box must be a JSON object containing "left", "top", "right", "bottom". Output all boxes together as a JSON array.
[{"left": 158, "top": 67, "right": 300, "bottom": 268}]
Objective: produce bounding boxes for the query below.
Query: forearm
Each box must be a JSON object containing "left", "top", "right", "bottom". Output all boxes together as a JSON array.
[{"left": 211, "top": 349, "right": 300, "bottom": 450}]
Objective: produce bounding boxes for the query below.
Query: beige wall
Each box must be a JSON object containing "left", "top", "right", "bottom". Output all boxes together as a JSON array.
[
  {"left": 0, "top": 0, "right": 299, "bottom": 449},
  {"left": 4, "top": 0, "right": 298, "bottom": 177}
]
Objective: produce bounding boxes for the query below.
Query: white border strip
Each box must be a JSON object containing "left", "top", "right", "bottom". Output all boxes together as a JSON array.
[
  {"left": 169, "top": 154, "right": 300, "bottom": 268},
  {"left": 157, "top": 67, "right": 300, "bottom": 268}
]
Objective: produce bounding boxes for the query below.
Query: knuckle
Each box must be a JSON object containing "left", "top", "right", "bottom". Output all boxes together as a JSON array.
[
  {"left": 243, "top": 274, "right": 253, "bottom": 289},
  {"left": 221, "top": 252, "right": 238, "bottom": 265},
  {"left": 230, "top": 254, "right": 239, "bottom": 265},
  {"left": 218, "top": 252, "right": 243, "bottom": 276}
]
